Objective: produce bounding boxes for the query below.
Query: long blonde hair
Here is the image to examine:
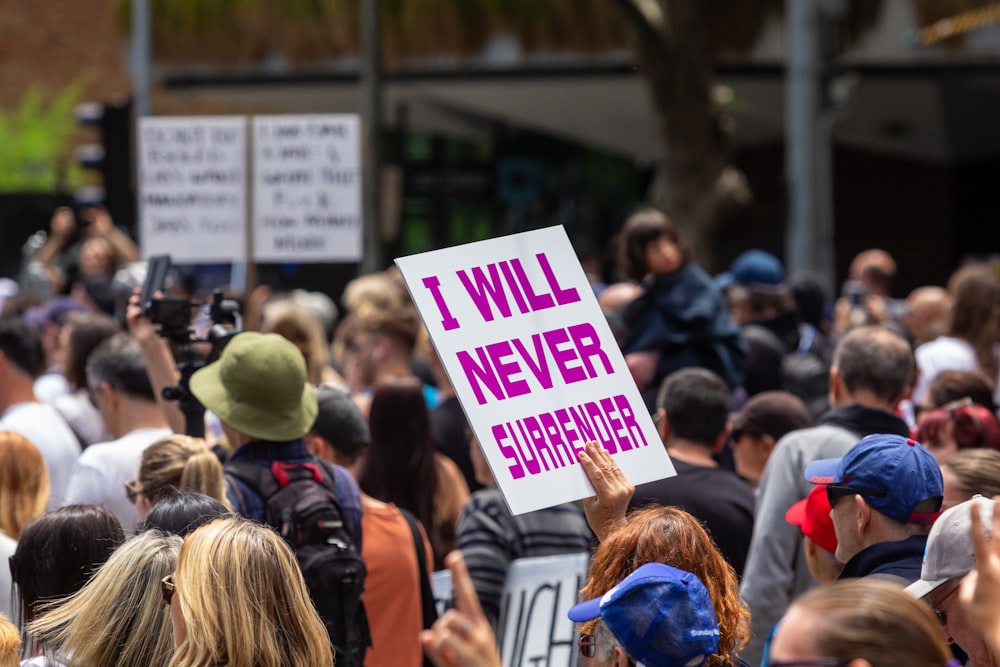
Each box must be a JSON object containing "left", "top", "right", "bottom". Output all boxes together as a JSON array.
[
  {"left": 169, "top": 517, "right": 333, "bottom": 667},
  {"left": 0, "top": 432, "right": 48, "bottom": 538},
  {"left": 138, "top": 435, "right": 229, "bottom": 508},
  {"left": 28, "top": 530, "right": 181, "bottom": 667}
]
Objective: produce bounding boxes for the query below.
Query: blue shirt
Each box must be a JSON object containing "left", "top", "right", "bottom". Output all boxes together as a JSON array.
[{"left": 225, "top": 439, "right": 364, "bottom": 550}]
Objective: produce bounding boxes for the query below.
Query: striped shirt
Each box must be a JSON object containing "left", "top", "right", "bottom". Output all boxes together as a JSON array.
[{"left": 456, "top": 486, "right": 594, "bottom": 629}]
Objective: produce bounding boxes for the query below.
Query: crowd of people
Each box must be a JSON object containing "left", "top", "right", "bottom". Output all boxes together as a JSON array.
[{"left": 0, "top": 202, "right": 997, "bottom": 666}]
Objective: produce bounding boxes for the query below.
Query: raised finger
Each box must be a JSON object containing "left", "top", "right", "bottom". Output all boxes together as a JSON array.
[{"left": 446, "top": 551, "right": 486, "bottom": 620}]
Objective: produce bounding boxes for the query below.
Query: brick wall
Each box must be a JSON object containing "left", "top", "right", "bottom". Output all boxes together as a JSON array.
[{"left": 0, "top": 0, "right": 131, "bottom": 109}]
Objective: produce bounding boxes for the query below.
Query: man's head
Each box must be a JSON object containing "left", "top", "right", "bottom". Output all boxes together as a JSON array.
[
  {"left": 903, "top": 286, "right": 951, "bottom": 347},
  {"left": 656, "top": 368, "right": 730, "bottom": 449},
  {"left": 568, "top": 562, "right": 720, "bottom": 667},
  {"left": 715, "top": 250, "right": 792, "bottom": 325},
  {"left": 848, "top": 249, "right": 896, "bottom": 297},
  {"left": 190, "top": 332, "right": 317, "bottom": 445},
  {"left": 805, "top": 433, "right": 943, "bottom": 563},
  {"left": 906, "top": 496, "right": 996, "bottom": 664},
  {"left": 830, "top": 325, "right": 914, "bottom": 409},
  {"left": 343, "top": 302, "right": 421, "bottom": 390},
  {"left": 86, "top": 333, "right": 157, "bottom": 437},
  {"left": 308, "top": 387, "right": 370, "bottom": 468},
  {"left": 0, "top": 316, "right": 42, "bottom": 380},
  {"left": 730, "top": 391, "right": 812, "bottom": 485}
]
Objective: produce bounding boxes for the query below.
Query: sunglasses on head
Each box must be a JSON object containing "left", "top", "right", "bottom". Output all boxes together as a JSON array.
[{"left": 825, "top": 483, "right": 887, "bottom": 507}]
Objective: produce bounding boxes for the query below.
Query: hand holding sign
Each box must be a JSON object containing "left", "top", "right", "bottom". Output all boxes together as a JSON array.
[
  {"left": 960, "top": 497, "right": 1000, "bottom": 656},
  {"left": 421, "top": 551, "right": 502, "bottom": 667},
  {"left": 578, "top": 439, "right": 635, "bottom": 541}
]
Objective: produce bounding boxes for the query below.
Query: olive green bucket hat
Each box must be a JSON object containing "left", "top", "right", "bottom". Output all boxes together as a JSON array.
[{"left": 190, "top": 331, "right": 318, "bottom": 442}]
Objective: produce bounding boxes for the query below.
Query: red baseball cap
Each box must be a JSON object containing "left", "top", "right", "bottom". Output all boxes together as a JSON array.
[{"left": 785, "top": 485, "right": 838, "bottom": 555}]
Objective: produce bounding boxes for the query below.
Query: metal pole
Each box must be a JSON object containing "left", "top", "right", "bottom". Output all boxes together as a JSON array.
[
  {"left": 785, "top": 0, "right": 835, "bottom": 294},
  {"left": 360, "top": 0, "right": 382, "bottom": 274},
  {"left": 131, "top": 0, "right": 151, "bottom": 117}
]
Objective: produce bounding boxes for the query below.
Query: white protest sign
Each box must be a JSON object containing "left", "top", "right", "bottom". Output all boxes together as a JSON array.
[
  {"left": 138, "top": 116, "right": 247, "bottom": 262},
  {"left": 431, "top": 552, "right": 588, "bottom": 667},
  {"left": 396, "top": 226, "right": 674, "bottom": 515},
  {"left": 252, "top": 114, "right": 362, "bottom": 262}
]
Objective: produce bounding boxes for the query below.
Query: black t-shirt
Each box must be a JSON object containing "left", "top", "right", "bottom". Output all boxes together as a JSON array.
[{"left": 628, "top": 456, "right": 755, "bottom": 578}]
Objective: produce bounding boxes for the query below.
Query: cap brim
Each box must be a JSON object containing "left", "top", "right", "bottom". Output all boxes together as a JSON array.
[
  {"left": 189, "top": 359, "right": 230, "bottom": 422},
  {"left": 905, "top": 577, "right": 948, "bottom": 600},
  {"left": 804, "top": 457, "right": 843, "bottom": 484},
  {"left": 785, "top": 498, "right": 808, "bottom": 527},
  {"left": 715, "top": 273, "right": 735, "bottom": 290},
  {"left": 567, "top": 597, "right": 602, "bottom": 623}
]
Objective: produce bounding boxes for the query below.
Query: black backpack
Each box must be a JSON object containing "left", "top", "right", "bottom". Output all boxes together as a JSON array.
[{"left": 227, "top": 459, "right": 371, "bottom": 667}]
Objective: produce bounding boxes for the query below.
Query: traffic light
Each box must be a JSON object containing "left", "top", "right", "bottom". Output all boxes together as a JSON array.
[{"left": 73, "top": 98, "right": 134, "bottom": 229}]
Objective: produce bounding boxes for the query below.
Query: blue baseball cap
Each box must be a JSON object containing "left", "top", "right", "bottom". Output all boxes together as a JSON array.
[
  {"left": 568, "top": 563, "right": 720, "bottom": 667},
  {"left": 715, "top": 249, "right": 785, "bottom": 290},
  {"left": 804, "top": 433, "right": 943, "bottom": 525}
]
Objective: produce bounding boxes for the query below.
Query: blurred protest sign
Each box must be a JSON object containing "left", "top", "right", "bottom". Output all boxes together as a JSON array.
[
  {"left": 253, "top": 114, "right": 362, "bottom": 262},
  {"left": 138, "top": 116, "right": 247, "bottom": 262}
]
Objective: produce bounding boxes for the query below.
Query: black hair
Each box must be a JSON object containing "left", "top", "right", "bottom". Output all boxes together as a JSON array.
[
  {"left": 656, "top": 367, "right": 731, "bottom": 446},
  {"left": 85, "top": 332, "right": 156, "bottom": 401},
  {"left": 140, "top": 488, "right": 232, "bottom": 537},
  {"left": 616, "top": 208, "right": 690, "bottom": 282},
  {"left": 358, "top": 376, "right": 440, "bottom": 563},
  {"left": 0, "top": 316, "right": 42, "bottom": 376},
  {"left": 10, "top": 505, "right": 125, "bottom": 627}
]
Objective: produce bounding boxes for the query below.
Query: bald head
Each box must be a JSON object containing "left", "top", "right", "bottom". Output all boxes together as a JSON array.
[{"left": 904, "top": 286, "right": 951, "bottom": 347}]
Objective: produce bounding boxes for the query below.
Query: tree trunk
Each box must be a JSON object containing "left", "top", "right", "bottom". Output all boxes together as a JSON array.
[{"left": 609, "top": 0, "right": 752, "bottom": 272}]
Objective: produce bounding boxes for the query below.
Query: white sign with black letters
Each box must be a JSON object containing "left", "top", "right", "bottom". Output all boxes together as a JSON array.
[
  {"left": 138, "top": 116, "right": 247, "bottom": 262},
  {"left": 252, "top": 114, "right": 362, "bottom": 262}
]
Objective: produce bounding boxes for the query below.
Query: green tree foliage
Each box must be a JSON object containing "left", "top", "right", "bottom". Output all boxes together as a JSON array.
[{"left": 0, "top": 83, "right": 83, "bottom": 193}]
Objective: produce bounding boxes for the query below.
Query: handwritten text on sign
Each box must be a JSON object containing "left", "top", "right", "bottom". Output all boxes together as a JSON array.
[
  {"left": 396, "top": 226, "right": 673, "bottom": 515},
  {"left": 138, "top": 117, "right": 247, "bottom": 262},
  {"left": 253, "top": 115, "right": 362, "bottom": 262}
]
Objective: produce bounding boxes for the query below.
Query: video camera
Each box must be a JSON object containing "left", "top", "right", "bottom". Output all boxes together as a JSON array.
[{"left": 139, "top": 255, "right": 243, "bottom": 437}]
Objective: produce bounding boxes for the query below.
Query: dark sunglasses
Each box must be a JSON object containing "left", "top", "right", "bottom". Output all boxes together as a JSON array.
[
  {"left": 578, "top": 635, "right": 596, "bottom": 659},
  {"left": 825, "top": 484, "right": 887, "bottom": 507},
  {"left": 161, "top": 574, "right": 176, "bottom": 606}
]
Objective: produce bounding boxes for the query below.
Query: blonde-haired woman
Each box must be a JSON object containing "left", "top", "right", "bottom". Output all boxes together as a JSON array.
[
  {"left": 763, "top": 579, "right": 957, "bottom": 667},
  {"left": 167, "top": 517, "right": 332, "bottom": 667},
  {"left": 0, "top": 432, "right": 49, "bottom": 539},
  {"left": 0, "top": 432, "right": 48, "bottom": 625},
  {"left": 130, "top": 435, "right": 229, "bottom": 521},
  {"left": 26, "top": 530, "right": 181, "bottom": 667}
]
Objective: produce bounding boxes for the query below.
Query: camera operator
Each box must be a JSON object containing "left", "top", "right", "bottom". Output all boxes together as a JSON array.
[{"left": 126, "top": 288, "right": 186, "bottom": 436}]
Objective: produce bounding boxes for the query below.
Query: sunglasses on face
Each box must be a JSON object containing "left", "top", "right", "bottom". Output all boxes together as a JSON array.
[
  {"left": 825, "top": 484, "right": 887, "bottom": 507},
  {"left": 161, "top": 574, "right": 176, "bottom": 606}
]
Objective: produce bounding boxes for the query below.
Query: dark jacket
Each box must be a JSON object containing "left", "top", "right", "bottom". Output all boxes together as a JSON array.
[
  {"left": 622, "top": 262, "right": 746, "bottom": 405},
  {"left": 838, "top": 534, "right": 928, "bottom": 583}
]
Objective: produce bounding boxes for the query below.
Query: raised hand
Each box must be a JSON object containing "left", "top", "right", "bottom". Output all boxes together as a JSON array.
[
  {"left": 421, "top": 551, "right": 502, "bottom": 667},
  {"left": 578, "top": 439, "right": 634, "bottom": 541}
]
